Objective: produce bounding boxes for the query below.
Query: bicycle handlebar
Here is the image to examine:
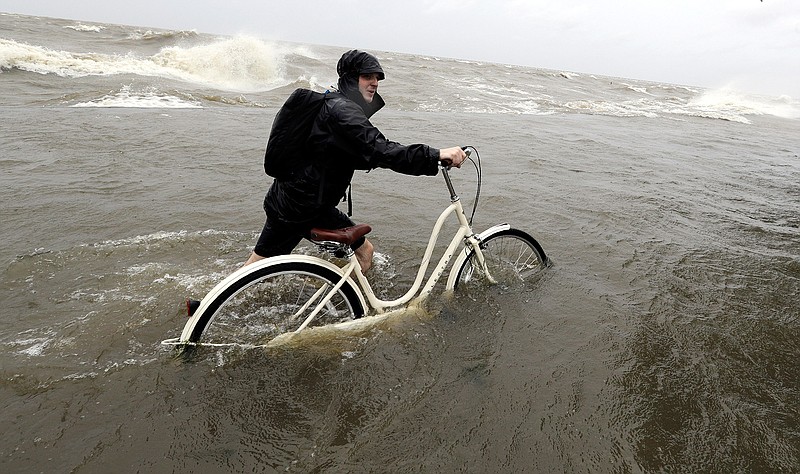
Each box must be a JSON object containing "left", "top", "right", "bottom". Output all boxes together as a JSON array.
[
  {"left": 439, "top": 146, "right": 481, "bottom": 221},
  {"left": 438, "top": 147, "right": 472, "bottom": 171}
]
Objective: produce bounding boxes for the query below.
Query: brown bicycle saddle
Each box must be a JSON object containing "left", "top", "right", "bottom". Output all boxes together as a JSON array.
[{"left": 308, "top": 224, "right": 372, "bottom": 245}]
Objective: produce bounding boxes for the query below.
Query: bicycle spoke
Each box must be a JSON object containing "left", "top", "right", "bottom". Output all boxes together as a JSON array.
[
  {"left": 187, "top": 263, "right": 363, "bottom": 346},
  {"left": 456, "top": 229, "right": 547, "bottom": 291}
]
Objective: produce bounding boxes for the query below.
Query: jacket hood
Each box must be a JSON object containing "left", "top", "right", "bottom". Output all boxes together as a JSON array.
[{"left": 336, "top": 50, "right": 385, "bottom": 118}]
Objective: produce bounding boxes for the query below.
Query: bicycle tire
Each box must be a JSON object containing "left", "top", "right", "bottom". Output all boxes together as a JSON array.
[
  {"left": 454, "top": 228, "right": 548, "bottom": 291},
  {"left": 185, "top": 261, "right": 365, "bottom": 345}
]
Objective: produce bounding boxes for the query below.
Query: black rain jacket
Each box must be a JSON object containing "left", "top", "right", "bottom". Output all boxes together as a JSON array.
[{"left": 264, "top": 51, "right": 440, "bottom": 224}]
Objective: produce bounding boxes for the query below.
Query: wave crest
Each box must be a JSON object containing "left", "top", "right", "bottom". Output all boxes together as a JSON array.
[
  {"left": 0, "top": 36, "right": 286, "bottom": 91},
  {"left": 63, "top": 23, "right": 106, "bottom": 33},
  {"left": 127, "top": 29, "right": 199, "bottom": 41},
  {"left": 689, "top": 88, "right": 800, "bottom": 121},
  {"left": 151, "top": 36, "right": 283, "bottom": 91}
]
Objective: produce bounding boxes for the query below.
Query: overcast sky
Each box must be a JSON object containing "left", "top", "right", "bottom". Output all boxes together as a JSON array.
[{"left": 2, "top": 0, "right": 798, "bottom": 97}]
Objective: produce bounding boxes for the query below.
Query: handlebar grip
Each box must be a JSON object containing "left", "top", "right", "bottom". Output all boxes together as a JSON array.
[{"left": 441, "top": 146, "right": 471, "bottom": 169}]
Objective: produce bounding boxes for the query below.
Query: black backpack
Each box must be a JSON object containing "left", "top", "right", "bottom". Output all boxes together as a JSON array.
[{"left": 263, "top": 88, "right": 329, "bottom": 179}]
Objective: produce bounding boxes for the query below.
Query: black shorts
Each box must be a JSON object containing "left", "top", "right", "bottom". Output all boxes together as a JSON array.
[{"left": 253, "top": 207, "right": 362, "bottom": 258}]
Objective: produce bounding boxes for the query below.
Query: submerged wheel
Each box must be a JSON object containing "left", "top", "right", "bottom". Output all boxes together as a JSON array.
[
  {"left": 454, "top": 228, "right": 548, "bottom": 291},
  {"left": 186, "top": 261, "right": 364, "bottom": 346}
]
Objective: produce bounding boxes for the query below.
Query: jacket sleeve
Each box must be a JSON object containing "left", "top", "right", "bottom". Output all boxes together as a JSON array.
[{"left": 326, "top": 99, "right": 440, "bottom": 176}]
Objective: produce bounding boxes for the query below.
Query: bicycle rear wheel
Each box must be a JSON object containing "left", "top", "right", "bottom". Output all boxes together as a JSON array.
[
  {"left": 185, "top": 261, "right": 365, "bottom": 346},
  {"left": 454, "top": 228, "right": 548, "bottom": 291}
]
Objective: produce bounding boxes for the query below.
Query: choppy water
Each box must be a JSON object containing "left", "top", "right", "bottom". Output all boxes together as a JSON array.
[{"left": 1, "top": 12, "right": 799, "bottom": 472}]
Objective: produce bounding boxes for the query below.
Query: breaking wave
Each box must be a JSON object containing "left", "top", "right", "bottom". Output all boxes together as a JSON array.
[
  {"left": 0, "top": 36, "right": 287, "bottom": 91},
  {"left": 689, "top": 88, "right": 800, "bottom": 121}
]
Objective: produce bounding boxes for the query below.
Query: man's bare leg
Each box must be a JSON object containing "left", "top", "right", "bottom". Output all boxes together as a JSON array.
[
  {"left": 243, "top": 251, "right": 265, "bottom": 267},
  {"left": 356, "top": 238, "right": 374, "bottom": 273}
]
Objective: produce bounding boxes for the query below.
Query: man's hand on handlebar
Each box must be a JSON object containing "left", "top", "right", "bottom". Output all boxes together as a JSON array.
[{"left": 439, "top": 146, "right": 467, "bottom": 168}]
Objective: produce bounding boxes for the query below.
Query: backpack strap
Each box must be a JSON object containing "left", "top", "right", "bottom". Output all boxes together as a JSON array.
[{"left": 345, "top": 184, "right": 353, "bottom": 217}]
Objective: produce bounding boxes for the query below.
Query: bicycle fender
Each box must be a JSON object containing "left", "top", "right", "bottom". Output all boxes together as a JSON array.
[{"left": 444, "top": 223, "right": 511, "bottom": 290}]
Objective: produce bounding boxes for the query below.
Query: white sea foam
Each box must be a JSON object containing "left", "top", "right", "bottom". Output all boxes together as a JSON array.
[
  {"left": 15, "top": 338, "right": 50, "bottom": 356},
  {"left": 64, "top": 23, "right": 106, "bottom": 33},
  {"left": 72, "top": 85, "right": 203, "bottom": 108},
  {"left": 7, "top": 330, "right": 57, "bottom": 357},
  {"left": 622, "top": 83, "right": 655, "bottom": 96},
  {"left": 126, "top": 262, "right": 167, "bottom": 276},
  {"left": 151, "top": 36, "right": 283, "bottom": 90},
  {"left": 127, "top": 29, "right": 198, "bottom": 41},
  {"left": 154, "top": 272, "right": 225, "bottom": 293},
  {"left": 689, "top": 87, "right": 800, "bottom": 120},
  {"left": 0, "top": 36, "right": 286, "bottom": 91},
  {"left": 89, "top": 229, "right": 242, "bottom": 249},
  {"left": 562, "top": 99, "right": 660, "bottom": 118},
  {"left": 553, "top": 95, "right": 764, "bottom": 123}
]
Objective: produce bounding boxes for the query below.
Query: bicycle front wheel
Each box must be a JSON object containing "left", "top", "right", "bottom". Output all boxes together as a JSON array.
[
  {"left": 185, "top": 261, "right": 365, "bottom": 346},
  {"left": 454, "top": 228, "right": 548, "bottom": 291}
]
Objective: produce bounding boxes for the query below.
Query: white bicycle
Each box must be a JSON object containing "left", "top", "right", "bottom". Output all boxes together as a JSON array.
[{"left": 162, "top": 147, "right": 549, "bottom": 349}]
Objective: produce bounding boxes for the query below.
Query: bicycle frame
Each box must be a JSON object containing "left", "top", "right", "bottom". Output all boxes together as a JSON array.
[
  {"left": 354, "top": 196, "right": 481, "bottom": 311},
  {"left": 295, "top": 167, "right": 493, "bottom": 332}
]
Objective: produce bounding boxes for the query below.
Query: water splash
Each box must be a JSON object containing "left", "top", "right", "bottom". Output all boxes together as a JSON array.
[
  {"left": 0, "top": 36, "right": 286, "bottom": 91},
  {"left": 690, "top": 87, "right": 800, "bottom": 121}
]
